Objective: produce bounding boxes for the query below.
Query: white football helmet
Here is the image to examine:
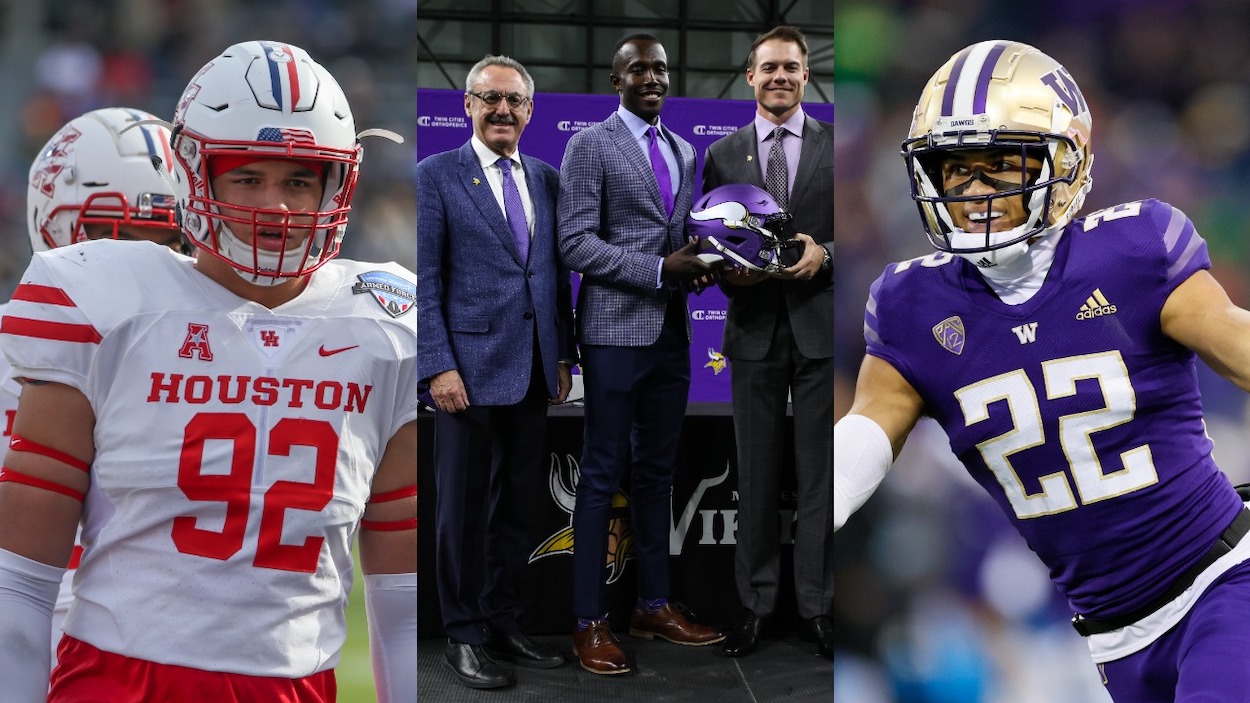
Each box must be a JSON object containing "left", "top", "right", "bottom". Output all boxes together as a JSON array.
[
  {"left": 171, "top": 40, "right": 362, "bottom": 286},
  {"left": 901, "top": 41, "right": 1094, "bottom": 264},
  {"left": 27, "top": 107, "right": 178, "bottom": 253}
]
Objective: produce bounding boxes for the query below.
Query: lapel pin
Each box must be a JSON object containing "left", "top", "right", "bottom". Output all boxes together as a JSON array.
[
  {"left": 472, "top": 177, "right": 481, "bottom": 185},
  {"left": 746, "top": 155, "right": 753, "bottom": 162}
]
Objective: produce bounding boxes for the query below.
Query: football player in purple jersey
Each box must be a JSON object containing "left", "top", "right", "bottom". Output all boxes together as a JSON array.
[{"left": 836, "top": 40, "right": 1250, "bottom": 701}]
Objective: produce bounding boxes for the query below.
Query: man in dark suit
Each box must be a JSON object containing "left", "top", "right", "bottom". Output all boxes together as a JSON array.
[
  {"left": 417, "top": 55, "right": 576, "bottom": 689},
  {"left": 557, "top": 33, "right": 724, "bottom": 676},
  {"left": 700, "top": 25, "right": 834, "bottom": 660}
]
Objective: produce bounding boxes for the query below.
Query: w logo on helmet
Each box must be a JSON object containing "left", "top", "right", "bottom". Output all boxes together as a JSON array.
[{"left": 1041, "top": 67, "right": 1089, "bottom": 117}]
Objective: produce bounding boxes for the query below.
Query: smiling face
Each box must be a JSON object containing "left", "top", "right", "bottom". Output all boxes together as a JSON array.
[
  {"left": 939, "top": 148, "right": 1044, "bottom": 232},
  {"left": 612, "top": 38, "right": 669, "bottom": 123},
  {"left": 748, "top": 38, "right": 808, "bottom": 122},
  {"left": 465, "top": 64, "right": 532, "bottom": 157}
]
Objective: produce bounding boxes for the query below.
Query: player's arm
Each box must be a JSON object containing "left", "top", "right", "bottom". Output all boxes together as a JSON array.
[
  {"left": 358, "top": 419, "right": 417, "bottom": 703},
  {"left": 1161, "top": 269, "right": 1250, "bottom": 392},
  {"left": 0, "top": 380, "right": 94, "bottom": 699},
  {"left": 835, "top": 354, "right": 924, "bottom": 531}
]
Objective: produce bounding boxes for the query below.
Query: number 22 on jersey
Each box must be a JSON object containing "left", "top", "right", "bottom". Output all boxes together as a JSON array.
[{"left": 955, "top": 350, "right": 1159, "bottom": 519}]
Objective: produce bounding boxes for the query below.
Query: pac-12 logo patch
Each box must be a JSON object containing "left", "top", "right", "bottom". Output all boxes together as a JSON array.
[
  {"left": 352, "top": 271, "right": 416, "bottom": 318},
  {"left": 932, "top": 315, "right": 965, "bottom": 355}
]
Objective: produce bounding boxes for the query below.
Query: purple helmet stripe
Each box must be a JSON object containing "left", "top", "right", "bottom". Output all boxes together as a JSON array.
[
  {"left": 941, "top": 47, "right": 972, "bottom": 116},
  {"left": 972, "top": 42, "right": 1008, "bottom": 113}
]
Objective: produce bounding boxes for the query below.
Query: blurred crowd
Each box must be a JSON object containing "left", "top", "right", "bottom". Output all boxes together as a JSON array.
[
  {"left": 0, "top": 0, "right": 418, "bottom": 297},
  {"left": 834, "top": 0, "right": 1250, "bottom": 700}
]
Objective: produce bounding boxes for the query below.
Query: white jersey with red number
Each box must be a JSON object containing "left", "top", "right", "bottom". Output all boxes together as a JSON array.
[{"left": 0, "top": 240, "right": 419, "bottom": 677}]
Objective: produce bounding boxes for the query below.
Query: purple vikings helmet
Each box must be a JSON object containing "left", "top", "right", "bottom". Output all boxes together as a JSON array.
[{"left": 687, "top": 183, "right": 796, "bottom": 272}]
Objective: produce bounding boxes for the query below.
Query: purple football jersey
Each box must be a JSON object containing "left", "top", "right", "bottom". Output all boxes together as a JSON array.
[{"left": 864, "top": 199, "right": 1243, "bottom": 619}]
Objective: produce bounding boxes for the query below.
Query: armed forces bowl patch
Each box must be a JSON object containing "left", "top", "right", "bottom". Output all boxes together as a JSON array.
[{"left": 352, "top": 271, "right": 416, "bottom": 318}]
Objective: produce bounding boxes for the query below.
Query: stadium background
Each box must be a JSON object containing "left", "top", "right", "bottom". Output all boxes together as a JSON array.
[{"left": 835, "top": 1, "right": 1250, "bottom": 701}]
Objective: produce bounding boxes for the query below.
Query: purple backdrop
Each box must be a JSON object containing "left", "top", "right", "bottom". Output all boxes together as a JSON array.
[{"left": 416, "top": 88, "right": 833, "bottom": 403}]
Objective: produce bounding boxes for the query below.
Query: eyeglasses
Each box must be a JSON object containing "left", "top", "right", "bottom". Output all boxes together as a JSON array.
[{"left": 468, "top": 91, "right": 530, "bottom": 108}]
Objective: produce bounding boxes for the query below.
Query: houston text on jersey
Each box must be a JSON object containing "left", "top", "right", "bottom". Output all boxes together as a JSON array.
[{"left": 146, "top": 372, "right": 372, "bottom": 412}]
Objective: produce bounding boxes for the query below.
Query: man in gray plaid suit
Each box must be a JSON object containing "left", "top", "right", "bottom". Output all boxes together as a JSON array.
[{"left": 556, "top": 32, "right": 724, "bottom": 676}]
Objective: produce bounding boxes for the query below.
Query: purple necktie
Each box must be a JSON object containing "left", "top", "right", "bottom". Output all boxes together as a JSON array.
[
  {"left": 496, "top": 157, "right": 529, "bottom": 263},
  {"left": 647, "top": 126, "right": 674, "bottom": 218}
]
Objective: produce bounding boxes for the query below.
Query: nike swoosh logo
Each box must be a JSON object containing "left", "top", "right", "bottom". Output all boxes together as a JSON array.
[{"left": 319, "top": 344, "right": 359, "bottom": 357}]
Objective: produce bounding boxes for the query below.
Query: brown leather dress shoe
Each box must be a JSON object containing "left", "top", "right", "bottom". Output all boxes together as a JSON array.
[
  {"left": 628, "top": 603, "right": 725, "bottom": 645},
  {"left": 572, "top": 621, "right": 630, "bottom": 675}
]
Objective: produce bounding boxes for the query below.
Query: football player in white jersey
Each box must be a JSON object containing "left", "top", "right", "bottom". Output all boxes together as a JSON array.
[
  {"left": 14, "top": 106, "right": 185, "bottom": 668},
  {"left": 0, "top": 41, "right": 417, "bottom": 703}
]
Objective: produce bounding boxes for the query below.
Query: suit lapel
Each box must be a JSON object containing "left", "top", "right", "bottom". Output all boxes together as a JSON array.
[
  {"left": 460, "top": 143, "right": 526, "bottom": 263},
  {"left": 737, "top": 126, "right": 766, "bottom": 188},
  {"left": 791, "top": 116, "right": 827, "bottom": 208},
  {"left": 520, "top": 155, "right": 549, "bottom": 263},
  {"left": 612, "top": 114, "right": 670, "bottom": 221}
]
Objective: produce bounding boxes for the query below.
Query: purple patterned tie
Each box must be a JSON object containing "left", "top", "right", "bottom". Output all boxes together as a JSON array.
[
  {"left": 765, "top": 126, "right": 789, "bottom": 210},
  {"left": 496, "top": 157, "right": 529, "bottom": 263},
  {"left": 647, "top": 126, "right": 674, "bottom": 217}
]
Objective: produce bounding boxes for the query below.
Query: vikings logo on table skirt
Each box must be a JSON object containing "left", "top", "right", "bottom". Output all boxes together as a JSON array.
[{"left": 529, "top": 453, "right": 634, "bottom": 584}]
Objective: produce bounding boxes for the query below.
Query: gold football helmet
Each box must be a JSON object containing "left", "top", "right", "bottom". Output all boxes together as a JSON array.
[{"left": 901, "top": 40, "right": 1093, "bottom": 258}]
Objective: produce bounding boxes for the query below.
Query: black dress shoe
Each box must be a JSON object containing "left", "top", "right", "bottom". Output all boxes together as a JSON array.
[
  {"left": 722, "top": 610, "right": 767, "bottom": 657},
  {"left": 484, "top": 631, "right": 565, "bottom": 669},
  {"left": 797, "top": 615, "right": 834, "bottom": 659},
  {"left": 443, "top": 640, "right": 514, "bottom": 689}
]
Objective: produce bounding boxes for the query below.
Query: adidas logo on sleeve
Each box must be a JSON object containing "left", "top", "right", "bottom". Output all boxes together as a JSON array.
[{"left": 1076, "top": 288, "right": 1117, "bottom": 319}]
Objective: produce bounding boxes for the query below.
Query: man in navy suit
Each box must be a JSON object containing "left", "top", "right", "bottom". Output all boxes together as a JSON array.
[
  {"left": 557, "top": 33, "right": 724, "bottom": 676},
  {"left": 701, "top": 25, "right": 834, "bottom": 660},
  {"left": 417, "top": 55, "right": 576, "bottom": 689}
]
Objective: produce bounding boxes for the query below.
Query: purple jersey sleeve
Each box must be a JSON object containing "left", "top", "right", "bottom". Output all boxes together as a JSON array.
[{"left": 862, "top": 200, "right": 1238, "bottom": 619}]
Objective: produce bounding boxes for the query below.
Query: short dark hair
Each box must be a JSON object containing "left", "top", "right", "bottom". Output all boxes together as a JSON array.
[
  {"left": 747, "top": 25, "right": 808, "bottom": 70},
  {"left": 612, "top": 32, "right": 661, "bottom": 71}
]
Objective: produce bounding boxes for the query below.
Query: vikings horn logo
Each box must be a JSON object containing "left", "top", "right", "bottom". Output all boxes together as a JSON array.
[
  {"left": 704, "top": 348, "right": 727, "bottom": 375},
  {"left": 529, "top": 453, "right": 635, "bottom": 584}
]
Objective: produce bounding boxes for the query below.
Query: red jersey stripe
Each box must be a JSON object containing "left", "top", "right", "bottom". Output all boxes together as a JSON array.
[
  {"left": 370, "top": 484, "right": 417, "bottom": 503},
  {"left": 360, "top": 517, "right": 417, "bottom": 532},
  {"left": 0, "top": 316, "right": 102, "bottom": 344},
  {"left": 11, "top": 283, "right": 76, "bottom": 306}
]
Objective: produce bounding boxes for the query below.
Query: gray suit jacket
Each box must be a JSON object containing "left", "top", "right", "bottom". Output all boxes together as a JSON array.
[
  {"left": 557, "top": 112, "right": 697, "bottom": 347},
  {"left": 416, "top": 142, "right": 576, "bottom": 405},
  {"left": 702, "top": 114, "right": 833, "bottom": 361}
]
